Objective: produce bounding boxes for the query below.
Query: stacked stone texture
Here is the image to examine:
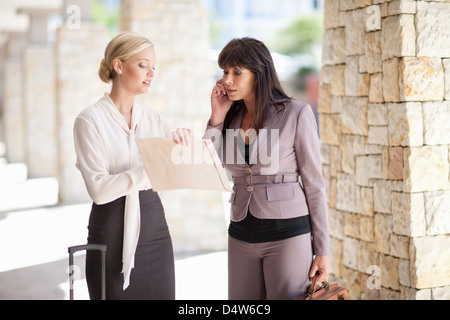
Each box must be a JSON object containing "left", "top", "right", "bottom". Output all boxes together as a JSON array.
[
  {"left": 120, "top": 0, "right": 213, "bottom": 126},
  {"left": 320, "top": 0, "right": 450, "bottom": 300}
]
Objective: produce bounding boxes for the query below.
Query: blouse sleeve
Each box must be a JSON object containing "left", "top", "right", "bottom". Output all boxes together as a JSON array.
[
  {"left": 294, "top": 104, "right": 330, "bottom": 256},
  {"left": 73, "top": 116, "right": 150, "bottom": 205}
]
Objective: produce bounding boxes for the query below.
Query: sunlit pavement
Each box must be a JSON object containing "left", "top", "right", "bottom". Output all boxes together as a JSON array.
[{"left": 0, "top": 202, "right": 228, "bottom": 300}]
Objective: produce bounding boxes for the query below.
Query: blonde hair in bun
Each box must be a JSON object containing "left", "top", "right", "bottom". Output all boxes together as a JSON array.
[
  {"left": 98, "top": 31, "right": 154, "bottom": 83},
  {"left": 99, "top": 58, "right": 113, "bottom": 83}
]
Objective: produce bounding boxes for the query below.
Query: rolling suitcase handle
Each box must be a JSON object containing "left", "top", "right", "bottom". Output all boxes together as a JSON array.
[{"left": 68, "top": 244, "right": 107, "bottom": 300}]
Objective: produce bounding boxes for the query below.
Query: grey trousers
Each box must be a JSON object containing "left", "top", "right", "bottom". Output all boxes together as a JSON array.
[{"left": 228, "top": 233, "right": 313, "bottom": 300}]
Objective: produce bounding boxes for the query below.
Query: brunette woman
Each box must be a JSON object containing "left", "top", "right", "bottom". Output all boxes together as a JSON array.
[{"left": 205, "top": 37, "right": 331, "bottom": 300}]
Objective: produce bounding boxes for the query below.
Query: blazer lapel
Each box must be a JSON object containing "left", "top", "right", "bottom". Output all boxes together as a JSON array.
[{"left": 251, "top": 104, "right": 287, "bottom": 165}]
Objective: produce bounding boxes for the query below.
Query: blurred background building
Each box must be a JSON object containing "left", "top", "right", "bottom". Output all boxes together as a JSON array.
[
  {"left": 0, "top": 0, "right": 323, "bottom": 299},
  {"left": 1, "top": 0, "right": 449, "bottom": 301}
]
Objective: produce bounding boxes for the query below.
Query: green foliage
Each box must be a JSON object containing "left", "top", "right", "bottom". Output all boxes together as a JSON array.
[
  {"left": 91, "top": 0, "right": 120, "bottom": 36},
  {"left": 295, "top": 65, "right": 319, "bottom": 90},
  {"left": 272, "top": 14, "right": 323, "bottom": 56},
  {"left": 207, "top": 11, "right": 227, "bottom": 49},
  {"left": 298, "top": 65, "right": 318, "bottom": 77}
]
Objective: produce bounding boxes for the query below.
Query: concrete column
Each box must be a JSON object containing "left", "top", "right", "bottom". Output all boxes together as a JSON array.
[
  {"left": 18, "top": 6, "right": 60, "bottom": 179},
  {"left": 120, "top": 0, "right": 213, "bottom": 126},
  {"left": 0, "top": 6, "right": 30, "bottom": 157},
  {"left": 1, "top": 31, "right": 27, "bottom": 163},
  {"left": 55, "top": 0, "right": 109, "bottom": 203}
]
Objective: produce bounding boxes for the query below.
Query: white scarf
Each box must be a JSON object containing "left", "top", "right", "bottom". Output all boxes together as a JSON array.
[
  {"left": 122, "top": 125, "right": 140, "bottom": 290},
  {"left": 103, "top": 93, "right": 141, "bottom": 290}
]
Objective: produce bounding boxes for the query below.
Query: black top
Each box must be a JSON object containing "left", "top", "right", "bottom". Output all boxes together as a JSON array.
[{"left": 228, "top": 141, "right": 311, "bottom": 243}]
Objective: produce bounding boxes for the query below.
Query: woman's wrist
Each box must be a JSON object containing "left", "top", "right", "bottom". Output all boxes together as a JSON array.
[{"left": 209, "top": 115, "right": 224, "bottom": 127}]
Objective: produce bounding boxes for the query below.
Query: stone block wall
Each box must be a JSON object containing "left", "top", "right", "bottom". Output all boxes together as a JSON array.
[
  {"left": 320, "top": 0, "right": 450, "bottom": 300},
  {"left": 120, "top": 0, "right": 213, "bottom": 127}
]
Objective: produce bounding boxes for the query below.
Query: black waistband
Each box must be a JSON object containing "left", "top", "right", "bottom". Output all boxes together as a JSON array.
[{"left": 228, "top": 212, "right": 311, "bottom": 244}]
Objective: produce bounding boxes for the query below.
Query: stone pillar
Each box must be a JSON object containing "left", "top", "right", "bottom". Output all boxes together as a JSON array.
[
  {"left": 320, "top": 0, "right": 450, "bottom": 300},
  {"left": 55, "top": 0, "right": 109, "bottom": 203},
  {"left": 119, "top": 0, "right": 213, "bottom": 126},
  {"left": 120, "top": 0, "right": 227, "bottom": 254},
  {"left": 1, "top": 31, "right": 27, "bottom": 163},
  {"left": 19, "top": 7, "right": 59, "bottom": 179}
]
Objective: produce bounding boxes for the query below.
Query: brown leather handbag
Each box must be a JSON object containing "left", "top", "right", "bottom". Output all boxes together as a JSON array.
[{"left": 295, "top": 273, "right": 349, "bottom": 300}]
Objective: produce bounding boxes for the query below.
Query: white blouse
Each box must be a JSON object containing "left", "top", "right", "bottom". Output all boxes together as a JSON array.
[{"left": 73, "top": 92, "right": 171, "bottom": 289}]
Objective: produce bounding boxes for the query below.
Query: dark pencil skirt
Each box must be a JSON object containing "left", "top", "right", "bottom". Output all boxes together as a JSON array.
[{"left": 85, "top": 189, "right": 175, "bottom": 300}]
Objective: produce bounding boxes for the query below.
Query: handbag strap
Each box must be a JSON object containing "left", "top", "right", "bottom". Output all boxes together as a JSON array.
[{"left": 308, "top": 271, "right": 329, "bottom": 294}]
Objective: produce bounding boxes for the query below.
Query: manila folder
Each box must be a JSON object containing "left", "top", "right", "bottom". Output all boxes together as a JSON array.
[{"left": 136, "top": 137, "right": 232, "bottom": 193}]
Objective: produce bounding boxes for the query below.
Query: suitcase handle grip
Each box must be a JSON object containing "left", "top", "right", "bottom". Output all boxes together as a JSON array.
[{"left": 68, "top": 244, "right": 107, "bottom": 300}]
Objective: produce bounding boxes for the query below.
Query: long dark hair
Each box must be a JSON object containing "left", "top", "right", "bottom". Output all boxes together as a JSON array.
[{"left": 218, "top": 37, "right": 291, "bottom": 133}]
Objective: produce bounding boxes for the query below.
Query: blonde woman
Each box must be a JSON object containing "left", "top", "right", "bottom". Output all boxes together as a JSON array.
[{"left": 74, "top": 32, "right": 190, "bottom": 299}]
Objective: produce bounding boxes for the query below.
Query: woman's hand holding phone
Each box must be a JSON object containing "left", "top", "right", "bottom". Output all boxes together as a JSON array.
[{"left": 210, "top": 80, "right": 233, "bottom": 127}]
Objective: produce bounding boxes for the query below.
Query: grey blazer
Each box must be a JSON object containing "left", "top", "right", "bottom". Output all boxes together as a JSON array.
[{"left": 205, "top": 99, "right": 329, "bottom": 255}]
